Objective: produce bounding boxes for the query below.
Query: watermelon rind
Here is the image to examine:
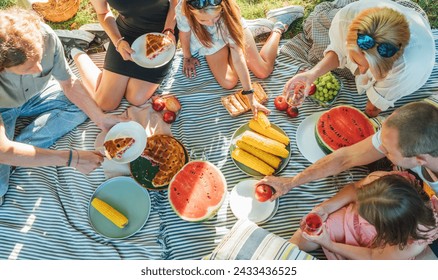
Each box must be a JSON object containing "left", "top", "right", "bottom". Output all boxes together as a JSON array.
[
  {"left": 314, "top": 105, "right": 376, "bottom": 154},
  {"left": 168, "top": 160, "right": 228, "bottom": 222}
]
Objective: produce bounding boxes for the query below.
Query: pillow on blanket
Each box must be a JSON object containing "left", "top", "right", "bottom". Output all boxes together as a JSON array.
[{"left": 203, "top": 219, "right": 317, "bottom": 260}]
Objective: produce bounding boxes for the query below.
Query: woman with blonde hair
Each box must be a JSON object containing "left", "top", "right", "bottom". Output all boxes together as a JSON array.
[
  {"left": 283, "top": 0, "right": 434, "bottom": 117},
  {"left": 176, "top": 0, "right": 304, "bottom": 117}
]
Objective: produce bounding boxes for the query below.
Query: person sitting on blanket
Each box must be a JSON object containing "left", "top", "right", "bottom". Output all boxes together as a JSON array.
[
  {"left": 283, "top": 0, "right": 434, "bottom": 117},
  {"left": 290, "top": 171, "right": 438, "bottom": 260},
  {"left": 176, "top": 0, "right": 304, "bottom": 117},
  {"left": 0, "top": 8, "right": 126, "bottom": 206},
  {"left": 258, "top": 101, "right": 438, "bottom": 258},
  {"left": 58, "top": 0, "right": 179, "bottom": 112}
]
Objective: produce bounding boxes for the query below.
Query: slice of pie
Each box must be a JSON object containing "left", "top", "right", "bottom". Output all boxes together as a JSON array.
[
  {"left": 145, "top": 33, "right": 173, "bottom": 60},
  {"left": 104, "top": 137, "right": 136, "bottom": 160}
]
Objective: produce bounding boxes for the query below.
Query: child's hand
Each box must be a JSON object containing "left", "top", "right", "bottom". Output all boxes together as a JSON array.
[
  {"left": 312, "top": 205, "right": 329, "bottom": 222},
  {"left": 183, "top": 57, "right": 200, "bottom": 78},
  {"left": 302, "top": 224, "right": 332, "bottom": 248}
]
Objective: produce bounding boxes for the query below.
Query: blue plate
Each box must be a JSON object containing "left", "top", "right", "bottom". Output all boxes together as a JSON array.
[{"left": 88, "top": 176, "right": 151, "bottom": 239}]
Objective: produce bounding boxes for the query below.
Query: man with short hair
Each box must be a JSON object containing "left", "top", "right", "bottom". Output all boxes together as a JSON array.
[{"left": 0, "top": 7, "right": 126, "bottom": 206}]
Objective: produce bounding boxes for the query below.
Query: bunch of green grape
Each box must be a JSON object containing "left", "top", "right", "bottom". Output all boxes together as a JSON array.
[{"left": 312, "top": 72, "right": 341, "bottom": 104}]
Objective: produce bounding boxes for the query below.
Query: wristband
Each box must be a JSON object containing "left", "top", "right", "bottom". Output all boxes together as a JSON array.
[
  {"left": 242, "top": 89, "right": 254, "bottom": 95},
  {"left": 67, "top": 150, "right": 73, "bottom": 167},
  {"left": 115, "top": 37, "right": 125, "bottom": 51},
  {"left": 162, "top": 28, "right": 175, "bottom": 35}
]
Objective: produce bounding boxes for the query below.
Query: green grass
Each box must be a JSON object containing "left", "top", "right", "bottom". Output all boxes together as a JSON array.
[{"left": 0, "top": 0, "right": 437, "bottom": 31}]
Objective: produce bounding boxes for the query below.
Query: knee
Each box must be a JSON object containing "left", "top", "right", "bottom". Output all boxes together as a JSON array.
[
  {"left": 126, "top": 90, "right": 154, "bottom": 107},
  {"left": 218, "top": 78, "right": 238, "bottom": 90},
  {"left": 96, "top": 99, "right": 120, "bottom": 112},
  {"left": 253, "top": 67, "right": 273, "bottom": 80}
]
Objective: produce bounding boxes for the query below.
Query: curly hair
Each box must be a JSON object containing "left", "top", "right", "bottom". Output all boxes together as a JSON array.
[
  {"left": 346, "top": 7, "right": 410, "bottom": 80},
  {"left": 182, "top": 0, "right": 244, "bottom": 52},
  {"left": 0, "top": 7, "right": 43, "bottom": 72},
  {"left": 357, "top": 174, "right": 436, "bottom": 250}
]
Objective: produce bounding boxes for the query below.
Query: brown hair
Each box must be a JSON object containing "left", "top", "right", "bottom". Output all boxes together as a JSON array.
[
  {"left": 385, "top": 102, "right": 438, "bottom": 157},
  {"left": 357, "top": 174, "right": 436, "bottom": 249},
  {"left": 346, "top": 7, "right": 410, "bottom": 80},
  {"left": 182, "top": 0, "right": 244, "bottom": 51},
  {"left": 0, "top": 7, "right": 43, "bottom": 72}
]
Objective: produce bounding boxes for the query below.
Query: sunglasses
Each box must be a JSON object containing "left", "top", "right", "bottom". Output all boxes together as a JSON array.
[
  {"left": 357, "top": 34, "right": 400, "bottom": 58},
  {"left": 187, "top": 0, "right": 222, "bottom": 9}
]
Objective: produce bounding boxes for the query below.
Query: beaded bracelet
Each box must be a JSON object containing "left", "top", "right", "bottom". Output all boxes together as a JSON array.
[
  {"left": 67, "top": 150, "right": 73, "bottom": 167},
  {"left": 115, "top": 37, "right": 125, "bottom": 51}
]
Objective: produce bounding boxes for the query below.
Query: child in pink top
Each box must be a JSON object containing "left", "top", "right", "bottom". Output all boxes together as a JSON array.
[{"left": 290, "top": 171, "right": 438, "bottom": 259}]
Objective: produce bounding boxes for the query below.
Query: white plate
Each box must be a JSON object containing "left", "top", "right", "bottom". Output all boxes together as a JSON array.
[
  {"left": 229, "top": 179, "right": 278, "bottom": 224},
  {"left": 88, "top": 176, "right": 151, "bottom": 239},
  {"left": 131, "top": 32, "right": 176, "bottom": 68},
  {"left": 296, "top": 112, "right": 326, "bottom": 163},
  {"left": 230, "top": 123, "right": 291, "bottom": 178},
  {"left": 104, "top": 121, "right": 147, "bottom": 164}
]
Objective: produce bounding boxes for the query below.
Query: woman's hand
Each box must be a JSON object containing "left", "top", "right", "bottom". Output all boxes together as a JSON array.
[
  {"left": 283, "top": 70, "right": 317, "bottom": 99},
  {"left": 250, "top": 97, "right": 271, "bottom": 118},
  {"left": 183, "top": 57, "right": 200, "bottom": 78},
  {"left": 74, "top": 150, "right": 104, "bottom": 174},
  {"left": 116, "top": 40, "right": 134, "bottom": 61}
]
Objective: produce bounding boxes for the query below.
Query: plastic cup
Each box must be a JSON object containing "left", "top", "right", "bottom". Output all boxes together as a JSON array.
[{"left": 300, "top": 212, "right": 323, "bottom": 236}]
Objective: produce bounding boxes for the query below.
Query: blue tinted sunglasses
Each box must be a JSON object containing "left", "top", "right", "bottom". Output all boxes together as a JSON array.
[
  {"left": 187, "top": 0, "right": 222, "bottom": 9},
  {"left": 357, "top": 34, "right": 400, "bottom": 58}
]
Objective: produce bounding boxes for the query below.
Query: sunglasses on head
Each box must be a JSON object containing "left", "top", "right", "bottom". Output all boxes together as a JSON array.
[
  {"left": 187, "top": 0, "right": 222, "bottom": 9},
  {"left": 357, "top": 34, "right": 400, "bottom": 58}
]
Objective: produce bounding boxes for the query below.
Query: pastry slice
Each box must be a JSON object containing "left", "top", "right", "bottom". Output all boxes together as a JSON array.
[
  {"left": 104, "top": 137, "right": 136, "bottom": 160},
  {"left": 145, "top": 34, "right": 173, "bottom": 59}
]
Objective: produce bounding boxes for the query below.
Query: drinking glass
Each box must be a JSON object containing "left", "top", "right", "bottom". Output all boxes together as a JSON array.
[{"left": 300, "top": 212, "right": 323, "bottom": 236}]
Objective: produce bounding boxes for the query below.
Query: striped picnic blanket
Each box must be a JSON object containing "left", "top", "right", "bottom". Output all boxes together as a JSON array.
[{"left": 1, "top": 27, "right": 437, "bottom": 259}]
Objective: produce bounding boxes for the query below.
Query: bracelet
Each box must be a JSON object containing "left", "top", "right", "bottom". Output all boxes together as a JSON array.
[
  {"left": 242, "top": 89, "right": 254, "bottom": 95},
  {"left": 115, "top": 37, "right": 125, "bottom": 51},
  {"left": 162, "top": 28, "right": 175, "bottom": 35},
  {"left": 74, "top": 150, "right": 80, "bottom": 169},
  {"left": 67, "top": 150, "right": 73, "bottom": 167}
]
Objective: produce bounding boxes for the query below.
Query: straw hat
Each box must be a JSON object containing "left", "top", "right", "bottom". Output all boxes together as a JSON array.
[{"left": 32, "top": 0, "right": 80, "bottom": 23}]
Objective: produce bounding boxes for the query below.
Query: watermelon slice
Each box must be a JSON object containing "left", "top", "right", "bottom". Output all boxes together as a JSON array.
[
  {"left": 168, "top": 160, "right": 227, "bottom": 222},
  {"left": 315, "top": 105, "right": 376, "bottom": 154}
]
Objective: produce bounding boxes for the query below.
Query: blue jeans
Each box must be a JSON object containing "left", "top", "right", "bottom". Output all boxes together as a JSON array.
[{"left": 0, "top": 80, "right": 87, "bottom": 196}]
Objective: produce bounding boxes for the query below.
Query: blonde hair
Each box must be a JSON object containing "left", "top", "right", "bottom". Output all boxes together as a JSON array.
[
  {"left": 346, "top": 7, "right": 410, "bottom": 80},
  {"left": 0, "top": 7, "right": 43, "bottom": 72},
  {"left": 183, "top": 0, "right": 244, "bottom": 51}
]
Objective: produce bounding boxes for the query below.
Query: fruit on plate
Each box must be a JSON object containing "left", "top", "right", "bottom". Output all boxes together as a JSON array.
[
  {"left": 168, "top": 160, "right": 227, "bottom": 222},
  {"left": 315, "top": 105, "right": 375, "bottom": 154},
  {"left": 254, "top": 184, "right": 273, "bottom": 202},
  {"left": 164, "top": 96, "right": 181, "bottom": 112},
  {"left": 286, "top": 106, "right": 299, "bottom": 118},
  {"left": 312, "top": 72, "right": 341, "bottom": 105},
  {"left": 163, "top": 111, "right": 176, "bottom": 123},
  {"left": 274, "top": 95, "right": 288, "bottom": 111},
  {"left": 152, "top": 97, "right": 166, "bottom": 111}
]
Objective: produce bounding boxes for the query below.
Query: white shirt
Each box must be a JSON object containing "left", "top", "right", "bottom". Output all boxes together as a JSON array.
[
  {"left": 372, "top": 130, "right": 438, "bottom": 193},
  {"left": 325, "top": 0, "right": 435, "bottom": 111}
]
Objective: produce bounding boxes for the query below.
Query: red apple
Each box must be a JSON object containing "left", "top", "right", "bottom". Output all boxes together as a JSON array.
[
  {"left": 286, "top": 106, "right": 299, "bottom": 118},
  {"left": 255, "top": 184, "right": 273, "bottom": 202},
  {"left": 163, "top": 111, "right": 176, "bottom": 124},
  {"left": 308, "top": 83, "right": 316, "bottom": 96},
  {"left": 152, "top": 98, "right": 166, "bottom": 112},
  {"left": 274, "top": 96, "right": 288, "bottom": 111}
]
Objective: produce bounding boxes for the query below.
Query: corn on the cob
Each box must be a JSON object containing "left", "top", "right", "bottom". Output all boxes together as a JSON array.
[
  {"left": 91, "top": 197, "right": 128, "bottom": 228},
  {"left": 248, "top": 120, "right": 290, "bottom": 145},
  {"left": 236, "top": 140, "right": 281, "bottom": 169},
  {"left": 241, "top": 130, "right": 289, "bottom": 158},
  {"left": 232, "top": 148, "right": 275, "bottom": 175},
  {"left": 255, "top": 111, "right": 270, "bottom": 129}
]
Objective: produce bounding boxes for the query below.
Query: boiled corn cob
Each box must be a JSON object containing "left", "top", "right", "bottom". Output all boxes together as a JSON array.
[
  {"left": 232, "top": 148, "right": 275, "bottom": 175},
  {"left": 241, "top": 130, "right": 289, "bottom": 158},
  {"left": 255, "top": 111, "right": 270, "bottom": 129},
  {"left": 248, "top": 119, "right": 290, "bottom": 145},
  {"left": 91, "top": 197, "right": 128, "bottom": 228},
  {"left": 236, "top": 140, "right": 281, "bottom": 169}
]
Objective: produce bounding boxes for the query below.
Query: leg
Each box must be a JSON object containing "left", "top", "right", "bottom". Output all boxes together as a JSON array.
[
  {"left": 0, "top": 108, "right": 20, "bottom": 198},
  {"left": 289, "top": 228, "right": 321, "bottom": 252},
  {"left": 244, "top": 28, "right": 282, "bottom": 79},
  {"left": 205, "top": 46, "right": 239, "bottom": 90},
  {"left": 16, "top": 81, "right": 87, "bottom": 148}
]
